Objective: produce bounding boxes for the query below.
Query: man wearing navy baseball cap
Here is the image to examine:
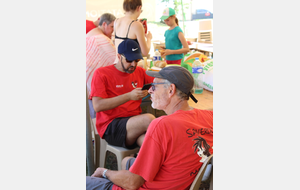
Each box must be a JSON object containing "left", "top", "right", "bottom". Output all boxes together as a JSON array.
[
  {"left": 89, "top": 39, "right": 155, "bottom": 151},
  {"left": 116, "top": 39, "right": 143, "bottom": 74}
]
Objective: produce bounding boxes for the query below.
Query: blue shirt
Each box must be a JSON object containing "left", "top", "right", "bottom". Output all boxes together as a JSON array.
[{"left": 164, "top": 26, "right": 183, "bottom": 61}]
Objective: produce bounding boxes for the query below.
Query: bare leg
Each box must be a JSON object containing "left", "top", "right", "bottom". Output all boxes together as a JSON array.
[
  {"left": 136, "top": 134, "right": 145, "bottom": 147},
  {"left": 125, "top": 113, "right": 155, "bottom": 147},
  {"left": 121, "top": 156, "right": 134, "bottom": 170}
]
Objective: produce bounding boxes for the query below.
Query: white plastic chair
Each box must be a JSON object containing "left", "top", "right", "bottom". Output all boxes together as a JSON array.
[
  {"left": 90, "top": 118, "right": 139, "bottom": 170},
  {"left": 189, "top": 154, "right": 213, "bottom": 190}
]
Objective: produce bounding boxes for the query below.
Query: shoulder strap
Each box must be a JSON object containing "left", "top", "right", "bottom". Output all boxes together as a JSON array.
[
  {"left": 114, "top": 18, "right": 118, "bottom": 36},
  {"left": 126, "top": 20, "right": 135, "bottom": 38}
]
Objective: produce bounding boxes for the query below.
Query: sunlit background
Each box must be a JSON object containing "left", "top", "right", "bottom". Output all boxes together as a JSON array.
[{"left": 86, "top": 0, "right": 213, "bottom": 48}]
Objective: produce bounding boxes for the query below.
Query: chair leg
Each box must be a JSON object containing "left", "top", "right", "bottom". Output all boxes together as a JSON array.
[
  {"left": 99, "top": 138, "right": 107, "bottom": 168},
  {"left": 115, "top": 152, "right": 123, "bottom": 171},
  {"left": 94, "top": 135, "right": 100, "bottom": 168}
]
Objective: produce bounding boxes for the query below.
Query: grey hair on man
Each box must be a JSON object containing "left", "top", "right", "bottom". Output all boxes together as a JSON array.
[
  {"left": 162, "top": 79, "right": 194, "bottom": 101},
  {"left": 99, "top": 13, "right": 116, "bottom": 26},
  {"left": 146, "top": 66, "right": 198, "bottom": 103}
]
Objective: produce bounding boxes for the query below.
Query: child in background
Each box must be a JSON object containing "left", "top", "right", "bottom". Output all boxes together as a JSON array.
[{"left": 160, "top": 7, "right": 189, "bottom": 65}]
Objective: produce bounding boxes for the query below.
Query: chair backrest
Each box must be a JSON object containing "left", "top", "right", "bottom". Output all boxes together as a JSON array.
[{"left": 189, "top": 154, "right": 213, "bottom": 190}]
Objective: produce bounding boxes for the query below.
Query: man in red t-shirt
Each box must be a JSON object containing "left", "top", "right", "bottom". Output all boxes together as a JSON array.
[
  {"left": 86, "top": 17, "right": 100, "bottom": 34},
  {"left": 87, "top": 66, "right": 213, "bottom": 190},
  {"left": 90, "top": 39, "right": 155, "bottom": 150}
]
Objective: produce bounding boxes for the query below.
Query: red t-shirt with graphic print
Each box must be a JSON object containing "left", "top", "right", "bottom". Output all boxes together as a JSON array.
[
  {"left": 90, "top": 65, "right": 154, "bottom": 138},
  {"left": 112, "top": 109, "right": 213, "bottom": 190}
]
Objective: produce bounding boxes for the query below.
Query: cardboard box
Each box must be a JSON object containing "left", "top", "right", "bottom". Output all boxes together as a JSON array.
[
  {"left": 199, "top": 19, "right": 212, "bottom": 31},
  {"left": 198, "top": 31, "right": 212, "bottom": 43}
]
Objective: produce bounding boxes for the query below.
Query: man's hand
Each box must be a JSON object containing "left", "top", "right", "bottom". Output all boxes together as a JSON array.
[
  {"left": 91, "top": 167, "right": 146, "bottom": 189},
  {"left": 129, "top": 88, "right": 149, "bottom": 100},
  {"left": 92, "top": 87, "right": 149, "bottom": 112},
  {"left": 91, "top": 167, "right": 106, "bottom": 178}
]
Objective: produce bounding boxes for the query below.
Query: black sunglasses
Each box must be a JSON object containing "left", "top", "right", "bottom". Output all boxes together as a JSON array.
[{"left": 121, "top": 55, "right": 141, "bottom": 63}]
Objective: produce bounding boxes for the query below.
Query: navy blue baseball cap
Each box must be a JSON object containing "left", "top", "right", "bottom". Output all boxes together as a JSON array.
[
  {"left": 118, "top": 39, "right": 143, "bottom": 62},
  {"left": 146, "top": 66, "right": 198, "bottom": 103}
]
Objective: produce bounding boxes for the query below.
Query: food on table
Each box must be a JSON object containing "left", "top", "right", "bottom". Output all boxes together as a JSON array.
[
  {"left": 137, "top": 60, "right": 151, "bottom": 68},
  {"left": 150, "top": 66, "right": 162, "bottom": 71},
  {"left": 154, "top": 60, "right": 167, "bottom": 68}
]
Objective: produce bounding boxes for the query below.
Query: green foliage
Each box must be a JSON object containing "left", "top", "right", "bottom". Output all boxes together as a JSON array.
[{"left": 160, "top": 0, "right": 190, "bottom": 16}]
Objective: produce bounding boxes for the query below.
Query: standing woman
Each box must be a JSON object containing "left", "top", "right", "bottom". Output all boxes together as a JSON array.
[
  {"left": 160, "top": 7, "right": 189, "bottom": 65},
  {"left": 114, "top": 0, "right": 152, "bottom": 57}
]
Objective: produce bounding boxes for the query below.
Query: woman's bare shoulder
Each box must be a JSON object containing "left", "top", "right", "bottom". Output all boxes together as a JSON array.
[
  {"left": 130, "top": 21, "right": 144, "bottom": 35},
  {"left": 131, "top": 20, "right": 143, "bottom": 28}
]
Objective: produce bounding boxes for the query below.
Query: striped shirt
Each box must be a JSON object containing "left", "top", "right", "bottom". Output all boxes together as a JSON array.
[{"left": 86, "top": 34, "right": 117, "bottom": 99}]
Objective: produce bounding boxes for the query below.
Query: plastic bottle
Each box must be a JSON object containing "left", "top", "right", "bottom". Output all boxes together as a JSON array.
[
  {"left": 153, "top": 49, "right": 161, "bottom": 65},
  {"left": 208, "top": 52, "right": 213, "bottom": 59},
  {"left": 192, "top": 57, "right": 203, "bottom": 94}
]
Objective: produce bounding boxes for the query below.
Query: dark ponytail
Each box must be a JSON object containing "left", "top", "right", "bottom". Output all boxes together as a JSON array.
[{"left": 175, "top": 17, "right": 179, "bottom": 26}]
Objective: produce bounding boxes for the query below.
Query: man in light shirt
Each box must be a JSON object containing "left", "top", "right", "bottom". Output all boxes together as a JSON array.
[{"left": 86, "top": 13, "right": 116, "bottom": 118}]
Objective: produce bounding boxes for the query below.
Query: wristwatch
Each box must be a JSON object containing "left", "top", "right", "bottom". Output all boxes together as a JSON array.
[{"left": 102, "top": 169, "right": 108, "bottom": 179}]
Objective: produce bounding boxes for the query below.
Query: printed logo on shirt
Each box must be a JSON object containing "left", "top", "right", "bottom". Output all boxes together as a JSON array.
[
  {"left": 189, "top": 136, "right": 213, "bottom": 177},
  {"left": 186, "top": 128, "right": 213, "bottom": 138},
  {"left": 186, "top": 126, "right": 213, "bottom": 177},
  {"left": 116, "top": 85, "right": 124, "bottom": 88},
  {"left": 132, "top": 48, "right": 138, "bottom": 51},
  {"left": 192, "top": 136, "right": 212, "bottom": 163},
  {"left": 131, "top": 81, "right": 138, "bottom": 88}
]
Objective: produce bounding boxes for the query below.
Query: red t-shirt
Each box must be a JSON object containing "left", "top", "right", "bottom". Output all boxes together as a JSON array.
[
  {"left": 86, "top": 20, "right": 96, "bottom": 34},
  {"left": 90, "top": 65, "right": 154, "bottom": 137},
  {"left": 112, "top": 109, "right": 213, "bottom": 190}
]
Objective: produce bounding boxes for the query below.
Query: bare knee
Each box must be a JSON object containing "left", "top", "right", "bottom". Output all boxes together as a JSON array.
[
  {"left": 121, "top": 156, "right": 134, "bottom": 170},
  {"left": 137, "top": 134, "right": 145, "bottom": 147},
  {"left": 143, "top": 113, "right": 156, "bottom": 126},
  {"left": 125, "top": 113, "right": 156, "bottom": 144}
]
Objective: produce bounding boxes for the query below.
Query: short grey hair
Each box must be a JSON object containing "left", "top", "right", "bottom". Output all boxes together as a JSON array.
[
  {"left": 161, "top": 79, "right": 191, "bottom": 101},
  {"left": 99, "top": 13, "right": 116, "bottom": 26}
]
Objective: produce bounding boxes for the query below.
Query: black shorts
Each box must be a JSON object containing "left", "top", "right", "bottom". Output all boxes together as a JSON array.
[{"left": 103, "top": 117, "right": 138, "bottom": 149}]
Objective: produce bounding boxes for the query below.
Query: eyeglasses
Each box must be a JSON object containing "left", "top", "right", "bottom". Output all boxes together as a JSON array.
[
  {"left": 150, "top": 82, "right": 168, "bottom": 91},
  {"left": 121, "top": 55, "right": 141, "bottom": 63}
]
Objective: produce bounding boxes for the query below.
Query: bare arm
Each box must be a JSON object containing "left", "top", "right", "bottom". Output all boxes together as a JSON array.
[
  {"left": 92, "top": 168, "right": 145, "bottom": 190},
  {"left": 92, "top": 88, "right": 148, "bottom": 112},
  {"left": 161, "top": 32, "right": 190, "bottom": 57},
  {"left": 134, "top": 22, "right": 152, "bottom": 56}
]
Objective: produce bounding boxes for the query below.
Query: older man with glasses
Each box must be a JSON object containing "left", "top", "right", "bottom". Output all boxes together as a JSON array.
[
  {"left": 87, "top": 66, "right": 213, "bottom": 190},
  {"left": 90, "top": 39, "right": 155, "bottom": 150}
]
